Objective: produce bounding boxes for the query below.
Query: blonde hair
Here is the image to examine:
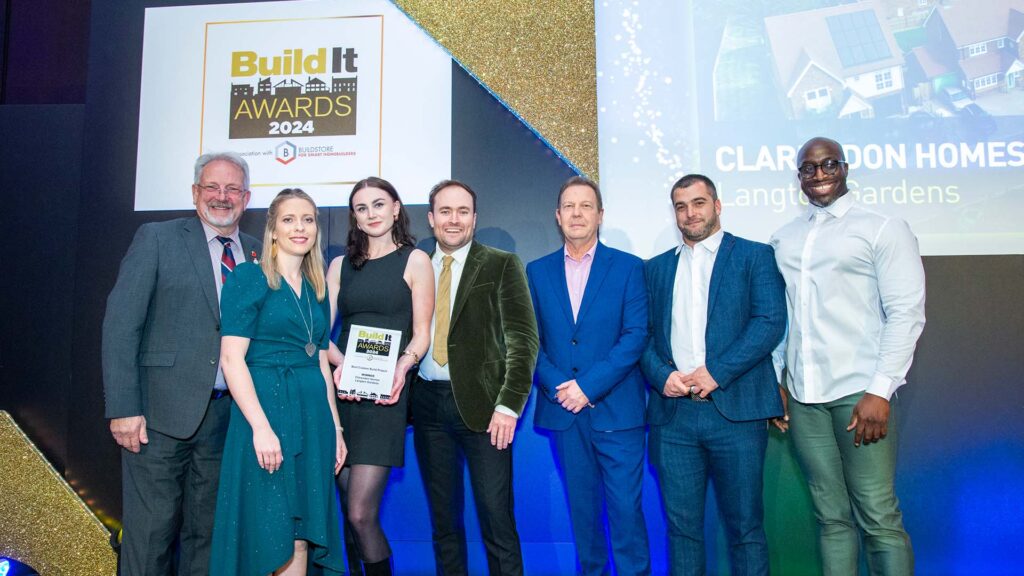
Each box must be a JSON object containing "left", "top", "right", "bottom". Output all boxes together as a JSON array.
[{"left": 261, "top": 189, "right": 327, "bottom": 301}]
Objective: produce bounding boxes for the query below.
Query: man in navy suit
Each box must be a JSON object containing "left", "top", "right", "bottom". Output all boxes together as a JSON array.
[
  {"left": 527, "top": 176, "right": 650, "bottom": 576},
  {"left": 641, "top": 174, "right": 786, "bottom": 576}
]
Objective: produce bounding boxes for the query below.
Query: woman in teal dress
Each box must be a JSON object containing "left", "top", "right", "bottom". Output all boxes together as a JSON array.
[{"left": 211, "top": 189, "right": 347, "bottom": 575}]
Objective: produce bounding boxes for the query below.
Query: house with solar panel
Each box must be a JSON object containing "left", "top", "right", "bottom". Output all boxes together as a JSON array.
[
  {"left": 765, "top": 2, "right": 906, "bottom": 119},
  {"left": 908, "top": 0, "right": 1024, "bottom": 99}
]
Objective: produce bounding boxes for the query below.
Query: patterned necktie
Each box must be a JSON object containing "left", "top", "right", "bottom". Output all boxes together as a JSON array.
[
  {"left": 216, "top": 236, "right": 236, "bottom": 284},
  {"left": 432, "top": 255, "right": 454, "bottom": 366}
]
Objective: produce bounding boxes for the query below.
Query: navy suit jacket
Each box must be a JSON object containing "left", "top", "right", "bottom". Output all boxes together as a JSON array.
[
  {"left": 528, "top": 242, "right": 649, "bottom": 432},
  {"left": 641, "top": 232, "right": 786, "bottom": 425}
]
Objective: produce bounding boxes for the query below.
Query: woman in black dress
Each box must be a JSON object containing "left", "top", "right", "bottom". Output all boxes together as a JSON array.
[{"left": 326, "top": 177, "right": 433, "bottom": 575}]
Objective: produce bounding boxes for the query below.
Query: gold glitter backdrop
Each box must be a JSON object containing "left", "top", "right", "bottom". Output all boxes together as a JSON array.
[
  {"left": 393, "top": 0, "right": 598, "bottom": 179},
  {"left": 0, "top": 411, "right": 117, "bottom": 575}
]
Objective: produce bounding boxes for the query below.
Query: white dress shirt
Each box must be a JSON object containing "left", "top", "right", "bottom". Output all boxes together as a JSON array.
[
  {"left": 770, "top": 194, "right": 926, "bottom": 403},
  {"left": 419, "top": 242, "right": 518, "bottom": 418},
  {"left": 419, "top": 242, "right": 471, "bottom": 382},
  {"left": 670, "top": 229, "right": 724, "bottom": 374}
]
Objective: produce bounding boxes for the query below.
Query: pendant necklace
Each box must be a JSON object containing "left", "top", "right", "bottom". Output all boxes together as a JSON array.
[{"left": 288, "top": 278, "right": 317, "bottom": 357}]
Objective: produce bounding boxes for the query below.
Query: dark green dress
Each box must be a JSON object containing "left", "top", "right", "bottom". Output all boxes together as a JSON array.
[{"left": 210, "top": 263, "right": 344, "bottom": 575}]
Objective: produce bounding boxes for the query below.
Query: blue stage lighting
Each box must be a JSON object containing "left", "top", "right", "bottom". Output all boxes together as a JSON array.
[{"left": 0, "top": 557, "right": 39, "bottom": 576}]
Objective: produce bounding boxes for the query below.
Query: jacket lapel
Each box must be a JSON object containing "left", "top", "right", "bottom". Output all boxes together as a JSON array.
[
  {"left": 182, "top": 217, "right": 220, "bottom": 320},
  {"left": 545, "top": 249, "right": 575, "bottom": 327},
  {"left": 450, "top": 241, "right": 484, "bottom": 328},
  {"left": 660, "top": 250, "right": 679, "bottom": 352},
  {"left": 240, "top": 234, "right": 260, "bottom": 264},
  {"left": 706, "top": 232, "right": 734, "bottom": 321},
  {"left": 574, "top": 243, "right": 611, "bottom": 328}
]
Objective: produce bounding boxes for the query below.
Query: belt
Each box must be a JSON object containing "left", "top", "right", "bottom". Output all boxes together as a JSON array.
[
  {"left": 248, "top": 360, "right": 310, "bottom": 518},
  {"left": 248, "top": 362, "right": 305, "bottom": 459},
  {"left": 416, "top": 376, "right": 451, "bottom": 386},
  {"left": 211, "top": 388, "right": 231, "bottom": 400}
]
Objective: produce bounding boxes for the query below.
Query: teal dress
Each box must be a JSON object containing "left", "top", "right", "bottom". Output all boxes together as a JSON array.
[{"left": 210, "top": 263, "right": 344, "bottom": 575}]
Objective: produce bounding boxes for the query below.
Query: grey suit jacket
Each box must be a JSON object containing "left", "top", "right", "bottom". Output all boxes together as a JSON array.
[{"left": 102, "top": 216, "right": 261, "bottom": 439}]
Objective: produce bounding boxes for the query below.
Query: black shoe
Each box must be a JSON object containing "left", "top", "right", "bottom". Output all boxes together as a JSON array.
[{"left": 362, "top": 556, "right": 394, "bottom": 576}]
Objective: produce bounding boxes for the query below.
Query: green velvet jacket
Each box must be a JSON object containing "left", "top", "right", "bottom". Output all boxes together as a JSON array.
[{"left": 442, "top": 241, "right": 539, "bottom": 432}]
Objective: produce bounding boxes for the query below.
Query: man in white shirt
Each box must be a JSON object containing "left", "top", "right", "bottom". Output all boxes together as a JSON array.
[
  {"left": 642, "top": 174, "right": 786, "bottom": 576},
  {"left": 771, "top": 137, "right": 925, "bottom": 575}
]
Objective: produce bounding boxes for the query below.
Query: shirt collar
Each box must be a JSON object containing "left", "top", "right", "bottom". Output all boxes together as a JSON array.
[
  {"left": 806, "top": 192, "right": 854, "bottom": 221},
  {"left": 564, "top": 241, "right": 598, "bottom": 263},
  {"left": 201, "top": 221, "right": 241, "bottom": 245},
  {"left": 434, "top": 241, "right": 472, "bottom": 266},
  {"left": 675, "top": 228, "right": 724, "bottom": 255}
]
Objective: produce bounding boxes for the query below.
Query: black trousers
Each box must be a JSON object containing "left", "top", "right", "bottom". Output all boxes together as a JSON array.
[
  {"left": 119, "top": 395, "right": 230, "bottom": 576},
  {"left": 412, "top": 376, "right": 523, "bottom": 576}
]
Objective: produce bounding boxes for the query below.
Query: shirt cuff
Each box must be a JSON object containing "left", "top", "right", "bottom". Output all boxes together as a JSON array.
[
  {"left": 866, "top": 371, "right": 900, "bottom": 400},
  {"left": 494, "top": 404, "right": 519, "bottom": 419}
]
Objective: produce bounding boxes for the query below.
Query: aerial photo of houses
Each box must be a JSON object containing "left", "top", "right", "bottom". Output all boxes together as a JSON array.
[{"left": 709, "top": 0, "right": 1024, "bottom": 131}]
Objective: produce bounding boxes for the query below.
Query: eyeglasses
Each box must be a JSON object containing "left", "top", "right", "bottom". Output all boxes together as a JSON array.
[
  {"left": 197, "top": 183, "right": 246, "bottom": 198},
  {"left": 798, "top": 159, "right": 847, "bottom": 179}
]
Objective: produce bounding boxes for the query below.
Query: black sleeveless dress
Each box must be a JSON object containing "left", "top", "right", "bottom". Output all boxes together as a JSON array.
[{"left": 336, "top": 245, "right": 413, "bottom": 467}]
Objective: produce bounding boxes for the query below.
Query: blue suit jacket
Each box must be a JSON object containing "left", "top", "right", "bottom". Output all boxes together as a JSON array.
[
  {"left": 528, "top": 242, "right": 649, "bottom": 432},
  {"left": 641, "top": 232, "right": 786, "bottom": 425}
]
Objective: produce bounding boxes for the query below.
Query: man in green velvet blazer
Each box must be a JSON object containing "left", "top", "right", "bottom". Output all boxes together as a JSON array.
[{"left": 413, "top": 179, "right": 539, "bottom": 576}]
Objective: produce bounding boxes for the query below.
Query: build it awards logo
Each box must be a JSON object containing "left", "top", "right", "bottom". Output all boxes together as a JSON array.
[
  {"left": 200, "top": 15, "right": 383, "bottom": 181},
  {"left": 229, "top": 46, "right": 359, "bottom": 141}
]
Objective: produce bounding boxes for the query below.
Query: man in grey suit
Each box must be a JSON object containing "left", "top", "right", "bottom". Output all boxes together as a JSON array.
[{"left": 103, "top": 152, "right": 261, "bottom": 575}]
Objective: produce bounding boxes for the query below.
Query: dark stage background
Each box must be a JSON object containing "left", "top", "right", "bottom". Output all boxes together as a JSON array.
[{"left": 1, "top": 0, "right": 1022, "bottom": 574}]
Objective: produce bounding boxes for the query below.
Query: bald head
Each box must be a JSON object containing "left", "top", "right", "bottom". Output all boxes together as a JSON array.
[{"left": 798, "top": 137, "right": 845, "bottom": 162}]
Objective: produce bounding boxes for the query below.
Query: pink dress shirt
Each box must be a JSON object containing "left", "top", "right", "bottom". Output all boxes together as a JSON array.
[{"left": 564, "top": 242, "right": 597, "bottom": 321}]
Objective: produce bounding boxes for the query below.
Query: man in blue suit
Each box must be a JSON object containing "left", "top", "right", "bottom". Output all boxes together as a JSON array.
[
  {"left": 527, "top": 176, "right": 650, "bottom": 576},
  {"left": 642, "top": 174, "right": 786, "bottom": 576}
]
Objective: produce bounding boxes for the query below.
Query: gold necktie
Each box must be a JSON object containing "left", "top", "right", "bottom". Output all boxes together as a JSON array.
[{"left": 432, "top": 255, "right": 454, "bottom": 366}]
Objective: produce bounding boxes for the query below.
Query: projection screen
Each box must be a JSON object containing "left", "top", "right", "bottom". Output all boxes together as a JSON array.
[{"left": 597, "top": 0, "right": 1024, "bottom": 257}]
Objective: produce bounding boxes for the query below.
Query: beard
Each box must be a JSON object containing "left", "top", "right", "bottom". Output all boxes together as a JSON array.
[
  {"left": 202, "top": 202, "right": 239, "bottom": 227},
  {"left": 682, "top": 213, "right": 720, "bottom": 243}
]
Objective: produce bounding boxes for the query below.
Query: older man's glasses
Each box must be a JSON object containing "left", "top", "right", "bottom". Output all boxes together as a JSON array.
[
  {"left": 798, "top": 159, "right": 846, "bottom": 179},
  {"left": 197, "top": 183, "right": 245, "bottom": 198}
]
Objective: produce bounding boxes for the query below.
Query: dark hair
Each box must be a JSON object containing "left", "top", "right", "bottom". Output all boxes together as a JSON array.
[
  {"left": 557, "top": 175, "right": 603, "bottom": 211},
  {"left": 347, "top": 177, "right": 416, "bottom": 270},
  {"left": 428, "top": 179, "right": 478, "bottom": 213},
  {"left": 671, "top": 173, "right": 718, "bottom": 201}
]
